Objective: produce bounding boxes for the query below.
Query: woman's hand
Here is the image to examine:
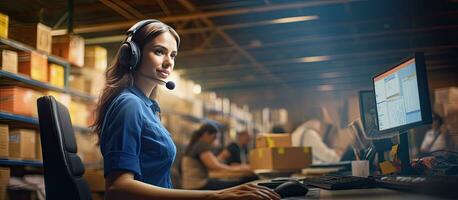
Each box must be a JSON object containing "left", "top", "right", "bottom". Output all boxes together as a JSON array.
[{"left": 210, "top": 184, "right": 281, "bottom": 200}]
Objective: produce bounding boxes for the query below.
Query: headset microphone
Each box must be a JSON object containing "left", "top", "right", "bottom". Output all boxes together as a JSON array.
[{"left": 138, "top": 72, "right": 175, "bottom": 90}]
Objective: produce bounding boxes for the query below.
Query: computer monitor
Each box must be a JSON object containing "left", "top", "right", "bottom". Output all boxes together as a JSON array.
[
  {"left": 358, "top": 91, "right": 379, "bottom": 138},
  {"left": 372, "top": 52, "right": 432, "bottom": 134},
  {"left": 372, "top": 52, "right": 432, "bottom": 174}
]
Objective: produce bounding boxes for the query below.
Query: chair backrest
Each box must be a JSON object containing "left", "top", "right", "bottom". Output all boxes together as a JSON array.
[{"left": 37, "top": 96, "right": 92, "bottom": 200}]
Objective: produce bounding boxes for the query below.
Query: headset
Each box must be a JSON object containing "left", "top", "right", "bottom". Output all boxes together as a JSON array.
[{"left": 119, "top": 19, "right": 160, "bottom": 71}]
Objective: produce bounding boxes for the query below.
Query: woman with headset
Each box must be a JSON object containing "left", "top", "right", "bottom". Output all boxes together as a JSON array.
[{"left": 92, "top": 19, "right": 280, "bottom": 200}]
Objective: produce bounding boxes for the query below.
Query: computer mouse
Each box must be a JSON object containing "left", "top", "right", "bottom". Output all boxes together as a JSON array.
[{"left": 274, "top": 180, "right": 309, "bottom": 198}]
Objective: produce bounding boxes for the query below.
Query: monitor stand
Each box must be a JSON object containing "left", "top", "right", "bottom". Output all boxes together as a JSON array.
[{"left": 399, "top": 130, "right": 415, "bottom": 175}]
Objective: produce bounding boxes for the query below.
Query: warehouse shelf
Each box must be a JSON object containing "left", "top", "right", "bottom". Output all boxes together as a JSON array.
[
  {"left": 0, "top": 38, "right": 69, "bottom": 67},
  {"left": 162, "top": 109, "right": 220, "bottom": 125},
  {"left": 205, "top": 108, "right": 248, "bottom": 125},
  {"left": 0, "top": 70, "right": 96, "bottom": 102},
  {"left": 0, "top": 112, "right": 92, "bottom": 133},
  {"left": 0, "top": 158, "right": 43, "bottom": 167}
]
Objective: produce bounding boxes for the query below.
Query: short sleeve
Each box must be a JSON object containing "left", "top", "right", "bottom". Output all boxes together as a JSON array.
[
  {"left": 100, "top": 95, "right": 144, "bottom": 178},
  {"left": 227, "top": 143, "right": 239, "bottom": 156},
  {"left": 189, "top": 141, "right": 213, "bottom": 159},
  {"left": 226, "top": 143, "right": 241, "bottom": 163}
]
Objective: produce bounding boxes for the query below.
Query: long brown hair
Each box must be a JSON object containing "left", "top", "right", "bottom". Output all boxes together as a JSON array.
[
  {"left": 184, "top": 123, "right": 219, "bottom": 155},
  {"left": 92, "top": 20, "right": 180, "bottom": 140}
]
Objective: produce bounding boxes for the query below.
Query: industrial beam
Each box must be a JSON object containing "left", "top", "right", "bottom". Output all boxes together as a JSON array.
[
  {"left": 177, "top": 0, "right": 289, "bottom": 88},
  {"left": 99, "top": 0, "right": 136, "bottom": 19},
  {"left": 156, "top": 0, "right": 171, "bottom": 16},
  {"left": 53, "top": 0, "right": 363, "bottom": 34}
]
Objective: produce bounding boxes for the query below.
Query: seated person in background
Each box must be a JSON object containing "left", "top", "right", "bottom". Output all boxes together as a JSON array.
[
  {"left": 420, "top": 113, "right": 453, "bottom": 154},
  {"left": 181, "top": 123, "right": 252, "bottom": 190},
  {"left": 218, "top": 130, "right": 251, "bottom": 165},
  {"left": 291, "top": 119, "right": 341, "bottom": 163},
  {"left": 271, "top": 124, "right": 287, "bottom": 134}
]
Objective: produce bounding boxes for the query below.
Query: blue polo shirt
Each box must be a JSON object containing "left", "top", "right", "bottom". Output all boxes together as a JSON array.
[{"left": 100, "top": 85, "right": 176, "bottom": 188}]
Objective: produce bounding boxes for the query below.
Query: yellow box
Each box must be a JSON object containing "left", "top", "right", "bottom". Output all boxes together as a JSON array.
[
  {"left": 69, "top": 101, "right": 88, "bottom": 126},
  {"left": 9, "top": 129, "right": 36, "bottom": 160},
  {"left": 0, "top": 13, "right": 8, "bottom": 38},
  {"left": 9, "top": 23, "right": 52, "bottom": 53},
  {"left": 36, "top": 133, "right": 42, "bottom": 161},
  {"left": 0, "top": 167, "right": 10, "bottom": 200},
  {"left": 256, "top": 133, "right": 292, "bottom": 148},
  {"left": 0, "top": 125, "right": 8, "bottom": 158},
  {"left": 85, "top": 45, "right": 107, "bottom": 72},
  {"left": 48, "top": 63, "right": 65, "bottom": 87},
  {"left": 250, "top": 147, "right": 312, "bottom": 170},
  {"left": 0, "top": 49, "right": 18, "bottom": 73},
  {"left": 18, "top": 51, "right": 48, "bottom": 82}
]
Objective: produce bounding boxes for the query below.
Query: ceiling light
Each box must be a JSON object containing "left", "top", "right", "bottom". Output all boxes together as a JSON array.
[
  {"left": 298, "top": 56, "right": 331, "bottom": 63},
  {"left": 270, "top": 15, "right": 318, "bottom": 24},
  {"left": 321, "top": 72, "right": 340, "bottom": 78},
  {"left": 317, "top": 85, "right": 334, "bottom": 91}
]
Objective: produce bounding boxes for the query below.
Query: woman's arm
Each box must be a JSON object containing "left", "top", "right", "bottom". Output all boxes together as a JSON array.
[
  {"left": 200, "top": 151, "right": 249, "bottom": 171},
  {"left": 217, "top": 149, "right": 231, "bottom": 162},
  {"left": 105, "top": 171, "right": 280, "bottom": 200}
]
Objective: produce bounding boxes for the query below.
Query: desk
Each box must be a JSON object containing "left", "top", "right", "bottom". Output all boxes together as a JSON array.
[
  {"left": 208, "top": 170, "right": 255, "bottom": 179},
  {"left": 282, "top": 188, "right": 447, "bottom": 200}
]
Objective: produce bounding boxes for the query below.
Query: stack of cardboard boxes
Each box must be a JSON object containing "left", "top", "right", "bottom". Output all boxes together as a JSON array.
[
  {"left": 434, "top": 87, "right": 458, "bottom": 147},
  {"left": 0, "top": 86, "right": 44, "bottom": 117},
  {"left": 250, "top": 133, "right": 312, "bottom": 170}
]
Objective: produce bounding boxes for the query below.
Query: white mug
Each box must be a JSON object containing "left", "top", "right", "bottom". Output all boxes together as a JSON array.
[{"left": 351, "top": 160, "right": 370, "bottom": 177}]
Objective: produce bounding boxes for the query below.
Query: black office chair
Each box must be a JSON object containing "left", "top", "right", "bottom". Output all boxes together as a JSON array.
[{"left": 37, "top": 96, "right": 92, "bottom": 200}]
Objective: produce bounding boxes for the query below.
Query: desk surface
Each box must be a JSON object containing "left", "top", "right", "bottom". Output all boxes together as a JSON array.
[{"left": 282, "top": 188, "right": 448, "bottom": 200}]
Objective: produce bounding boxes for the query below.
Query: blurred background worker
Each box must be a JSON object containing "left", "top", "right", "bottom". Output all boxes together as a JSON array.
[
  {"left": 218, "top": 130, "right": 251, "bottom": 165},
  {"left": 420, "top": 113, "right": 454, "bottom": 154},
  {"left": 291, "top": 119, "right": 341, "bottom": 163},
  {"left": 181, "top": 124, "right": 253, "bottom": 190}
]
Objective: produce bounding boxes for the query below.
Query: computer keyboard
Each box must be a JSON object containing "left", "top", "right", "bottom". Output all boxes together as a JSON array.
[
  {"left": 375, "top": 175, "right": 458, "bottom": 198},
  {"left": 302, "top": 175, "right": 374, "bottom": 190}
]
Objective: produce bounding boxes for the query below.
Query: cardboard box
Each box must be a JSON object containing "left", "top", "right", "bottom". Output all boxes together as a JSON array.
[
  {"left": 0, "top": 86, "right": 43, "bottom": 117},
  {"left": 9, "top": 23, "right": 52, "bottom": 53},
  {"left": 46, "top": 91, "right": 71, "bottom": 105},
  {"left": 435, "top": 103, "right": 458, "bottom": 118},
  {"left": 9, "top": 129, "right": 36, "bottom": 160},
  {"left": 69, "top": 101, "right": 88, "bottom": 126},
  {"left": 85, "top": 45, "right": 107, "bottom": 71},
  {"left": 0, "top": 49, "right": 18, "bottom": 73},
  {"left": 0, "top": 167, "right": 10, "bottom": 200},
  {"left": 0, "top": 13, "right": 8, "bottom": 38},
  {"left": 435, "top": 87, "right": 458, "bottom": 104},
  {"left": 36, "top": 133, "right": 42, "bottom": 161},
  {"left": 84, "top": 169, "right": 105, "bottom": 192},
  {"left": 0, "top": 125, "right": 8, "bottom": 158},
  {"left": 48, "top": 63, "right": 65, "bottom": 87},
  {"left": 250, "top": 147, "right": 312, "bottom": 170},
  {"left": 18, "top": 51, "right": 48, "bottom": 82},
  {"left": 256, "top": 133, "right": 292, "bottom": 148},
  {"left": 52, "top": 34, "right": 85, "bottom": 67},
  {"left": 69, "top": 74, "right": 86, "bottom": 92}
]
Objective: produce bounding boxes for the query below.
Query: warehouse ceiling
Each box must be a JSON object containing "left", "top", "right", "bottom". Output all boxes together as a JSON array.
[{"left": 1, "top": 0, "right": 458, "bottom": 106}]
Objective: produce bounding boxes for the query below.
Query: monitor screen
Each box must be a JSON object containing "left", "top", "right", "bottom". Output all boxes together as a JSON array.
[{"left": 372, "top": 53, "right": 432, "bottom": 134}]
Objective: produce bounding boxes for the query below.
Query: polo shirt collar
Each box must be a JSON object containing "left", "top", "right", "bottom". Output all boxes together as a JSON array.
[{"left": 128, "top": 85, "right": 153, "bottom": 107}]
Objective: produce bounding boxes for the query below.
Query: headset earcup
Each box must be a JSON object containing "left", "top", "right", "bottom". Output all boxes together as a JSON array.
[
  {"left": 119, "top": 41, "right": 141, "bottom": 71},
  {"left": 119, "top": 42, "right": 132, "bottom": 70},
  {"left": 130, "top": 41, "right": 141, "bottom": 71}
]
